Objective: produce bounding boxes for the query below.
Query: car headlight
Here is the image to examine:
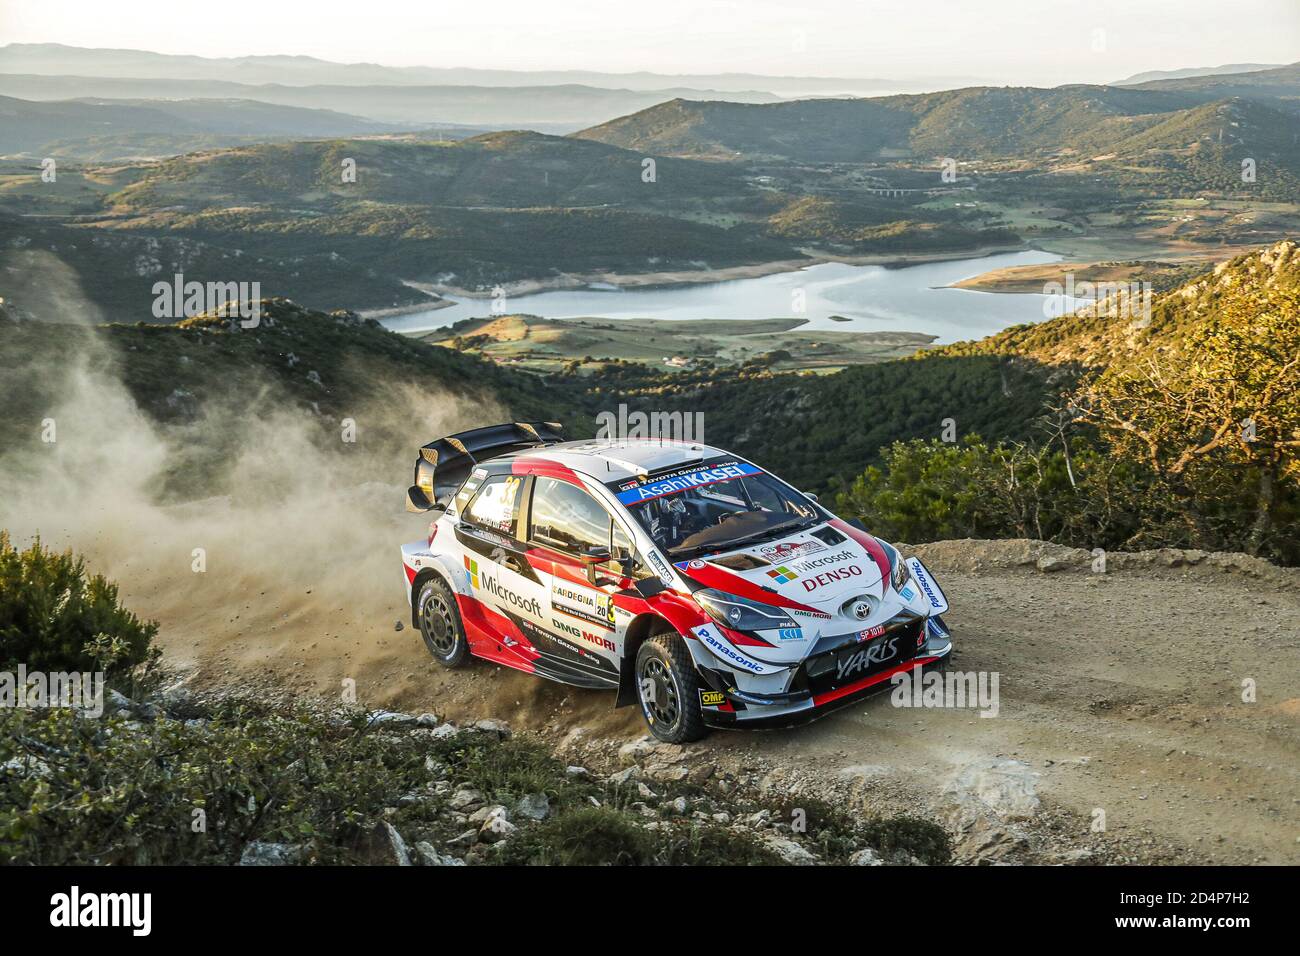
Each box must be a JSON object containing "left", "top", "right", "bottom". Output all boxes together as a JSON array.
[
  {"left": 884, "top": 542, "right": 910, "bottom": 590},
  {"left": 695, "top": 588, "right": 796, "bottom": 632}
]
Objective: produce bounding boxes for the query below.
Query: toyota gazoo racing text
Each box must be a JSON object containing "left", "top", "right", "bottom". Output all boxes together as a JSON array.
[{"left": 400, "top": 422, "right": 954, "bottom": 743}]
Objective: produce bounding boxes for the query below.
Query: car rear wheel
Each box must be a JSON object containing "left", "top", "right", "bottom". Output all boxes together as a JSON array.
[
  {"left": 417, "top": 576, "right": 468, "bottom": 667},
  {"left": 635, "top": 632, "right": 707, "bottom": 744}
]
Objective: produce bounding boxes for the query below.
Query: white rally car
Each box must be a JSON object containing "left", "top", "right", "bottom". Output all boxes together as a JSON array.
[{"left": 401, "top": 422, "right": 953, "bottom": 743}]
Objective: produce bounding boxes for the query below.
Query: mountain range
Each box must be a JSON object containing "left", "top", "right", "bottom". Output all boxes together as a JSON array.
[
  {"left": 574, "top": 82, "right": 1300, "bottom": 167},
  {"left": 1113, "top": 63, "right": 1283, "bottom": 85},
  {"left": 0, "top": 43, "right": 927, "bottom": 95},
  {"left": 0, "top": 94, "right": 432, "bottom": 160}
]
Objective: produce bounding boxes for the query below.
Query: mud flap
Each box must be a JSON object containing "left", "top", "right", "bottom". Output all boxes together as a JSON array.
[{"left": 615, "top": 657, "right": 637, "bottom": 708}]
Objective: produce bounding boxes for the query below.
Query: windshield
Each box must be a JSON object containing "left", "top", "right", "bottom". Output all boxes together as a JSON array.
[{"left": 610, "top": 458, "right": 820, "bottom": 556}]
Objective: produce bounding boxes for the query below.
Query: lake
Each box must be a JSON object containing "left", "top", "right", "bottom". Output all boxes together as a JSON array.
[{"left": 381, "top": 250, "right": 1081, "bottom": 344}]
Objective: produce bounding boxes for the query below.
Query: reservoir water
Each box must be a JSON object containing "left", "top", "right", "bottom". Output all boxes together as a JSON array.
[{"left": 381, "top": 250, "right": 1081, "bottom": 344}]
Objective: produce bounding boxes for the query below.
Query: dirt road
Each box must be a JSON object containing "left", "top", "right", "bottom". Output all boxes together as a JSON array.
[{"left": 138, "top": 536, "right": 1298, "bottom": 864}]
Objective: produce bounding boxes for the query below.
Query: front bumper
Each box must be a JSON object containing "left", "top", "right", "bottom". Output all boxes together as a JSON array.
[{"left": 702, "top": 616, "right": 953, "bottom": 729}]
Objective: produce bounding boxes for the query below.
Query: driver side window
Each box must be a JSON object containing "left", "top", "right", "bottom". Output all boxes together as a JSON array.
[
  {"left": 463, "top": 474, "right": 523, "bottom": 536},
  {"left": 529, "top": 477, "right": 610, "bottom": 555}
]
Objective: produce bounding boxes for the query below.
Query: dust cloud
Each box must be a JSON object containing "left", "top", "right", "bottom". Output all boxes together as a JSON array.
[{"left": 0, "top": 289, "right": 514, "bottom": 713}]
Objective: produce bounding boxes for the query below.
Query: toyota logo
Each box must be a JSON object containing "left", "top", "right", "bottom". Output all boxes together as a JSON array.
[{"left": 851, "top": 600, "right": 872, "bottom": 620}]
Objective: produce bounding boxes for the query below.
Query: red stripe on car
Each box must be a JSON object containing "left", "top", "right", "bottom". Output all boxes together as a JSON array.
[
  {"left": 674, "top": 560, "right": 825, "bottom": 615},
  {"left": 829, "top": 518, "right": 890, "bottom": 595},
  {"left": 515, "top": 458, "right": 583, "bottom": 486}
]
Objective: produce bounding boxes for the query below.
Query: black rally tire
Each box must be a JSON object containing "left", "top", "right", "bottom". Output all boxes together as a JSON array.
[
  {"left": 416, "top": 575, "right": 469, "bottom": 667},
  {"left": 634, "top": 631, "right": 708, "bottom": 744}
]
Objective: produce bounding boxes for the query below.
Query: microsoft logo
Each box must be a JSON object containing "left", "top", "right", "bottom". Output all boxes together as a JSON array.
[
  {"left": 464, "top": 556, "right": 479, "bottom": 588},
  {"left": 766, "top": 565, "right": 798, "bottom": 584}
]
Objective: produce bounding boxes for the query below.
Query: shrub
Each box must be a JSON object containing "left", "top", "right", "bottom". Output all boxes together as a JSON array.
[
  {"left": 494, "top": 806, "right": 785, "bottom": 866},
  {"left": 0, "top": 532, "right": 159, "bottom": 680}
]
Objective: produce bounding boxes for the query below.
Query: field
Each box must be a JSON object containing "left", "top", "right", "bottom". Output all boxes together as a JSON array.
[{"left": 422, "top": 314, "right": 936, "bottom": 373}]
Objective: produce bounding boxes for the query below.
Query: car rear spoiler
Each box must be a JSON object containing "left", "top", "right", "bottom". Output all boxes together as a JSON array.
[{"left": 406, "top": 421, "right": 565, "bottom": 512}]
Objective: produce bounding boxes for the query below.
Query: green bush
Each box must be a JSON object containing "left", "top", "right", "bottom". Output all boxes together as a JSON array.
[
  {"left": 0, "top": 531, "right": 159, "bottom": 679},
  {"left": 494, "top": 806, "right": 785, "bottom": 866},
  {"left": 0, "top": 701, "right": 441, "bottom": 865},
  {"left": 835, "top": 434, "right": 1299, "bottom": 563}
]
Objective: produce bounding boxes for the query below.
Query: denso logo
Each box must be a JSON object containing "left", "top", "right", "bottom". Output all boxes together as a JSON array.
[
  {"left": 911, "top": 563, "right": 944, "bottom": 610},
  {"left": 482, "top": 575, "right": 543, "bottom": 617},
  {"left": 801, "top": 564, "right": 863, "bottom": 592},
  {"left": 836, "top": 637, "right": 899, "bottom": 680}
]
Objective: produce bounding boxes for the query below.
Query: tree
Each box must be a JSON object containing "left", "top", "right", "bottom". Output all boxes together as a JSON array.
[{"left": 1070, "top": 287, "right": 1300, "bottom": 555}]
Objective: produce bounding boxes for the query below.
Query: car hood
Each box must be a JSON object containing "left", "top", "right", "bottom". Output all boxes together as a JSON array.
[{"left": 671, "top": 521, "right": 910, "bottom": 664}]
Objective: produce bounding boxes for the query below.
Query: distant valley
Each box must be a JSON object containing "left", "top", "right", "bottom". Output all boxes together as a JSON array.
[{"left": 3, "top": 45, "right": 1299, "bottom": 330}]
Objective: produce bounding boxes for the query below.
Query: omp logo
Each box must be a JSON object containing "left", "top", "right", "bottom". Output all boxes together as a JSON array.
[
  {"left": 50, "top": 886, "right": 151, "bottom": 936},
  {"left": 911, "top": 563, "right": 944, "bottom": 610},
  {"left": 801, "top": 564, "right": 863, "bottom": 593},
  {"left": 836, "top": 637, "right": 900, "bottom": 680},
  {"left": 700, "top": 689, "right": 726, "bottom": 706}
]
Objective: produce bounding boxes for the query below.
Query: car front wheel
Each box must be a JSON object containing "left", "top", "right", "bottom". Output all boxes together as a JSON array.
[
  {"left": 635, "top": 632, "right": 707, "bottom": 744},
  {"left": 416, "top": 576, "right": 468, "bottom": 667}
]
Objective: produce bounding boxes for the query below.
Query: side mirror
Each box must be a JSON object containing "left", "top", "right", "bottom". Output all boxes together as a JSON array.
[
  {"left": 406, "top": 485, "right": 434, "bottom": 513},
  {"left": 579, "top": 545, "right": 611, "bottom": 563},
  {"left": 805, "top": 492, "right": 819, "bottom": 502}
]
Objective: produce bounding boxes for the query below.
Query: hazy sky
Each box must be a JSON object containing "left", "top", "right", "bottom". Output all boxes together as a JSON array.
[{"left": 2, "top": 0, "right": 1297, "bottom": 86}]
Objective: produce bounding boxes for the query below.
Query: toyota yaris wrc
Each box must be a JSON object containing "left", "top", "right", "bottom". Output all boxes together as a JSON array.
[{"left": 400, "top": 422, "right": 953, "bottom": 743}]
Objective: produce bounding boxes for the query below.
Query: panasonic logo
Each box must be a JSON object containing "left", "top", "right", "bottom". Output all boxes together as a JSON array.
[
  {"left": 911, "top": 564, "right": 944, "bottom": 609},
  {"left": 696, "top": 627, "right": 764, "bottom": 673}
]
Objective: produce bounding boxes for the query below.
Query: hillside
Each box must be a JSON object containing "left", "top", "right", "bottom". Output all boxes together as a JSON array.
[
  {"left": 1127, "top": 61, "right": 1300, "bottom": 101},
  {"left": 0, "top": 94, "right": 413, "bottom": 160},
  {"left": 106, "top": 130, "right": 758, "bottom": 214},
  {"left": 574, "top": 86, "right": 1300, "bottom": 194},
  {"left": 3, "top": 127, "right": 1019, "bottom": 320},
  {"left": 0, "top": 131, "right": 802, "bottom": 319},
  {"left": 0, "top": 298, "right": 592, "bottom": 490},
  {"left": 940, "top": 239, "right": 1300, "bottom": 367},
  {"left": 1114, "top": 63, "right": 1284, "bottom": 85}
]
